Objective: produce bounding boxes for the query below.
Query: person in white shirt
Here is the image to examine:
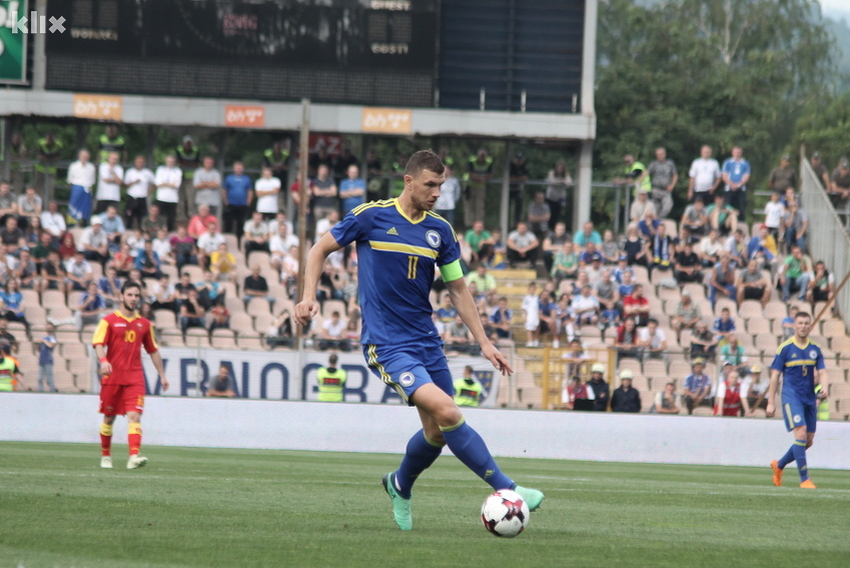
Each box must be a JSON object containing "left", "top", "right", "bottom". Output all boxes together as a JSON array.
[
  {"left": 242, "top": 211, "right": 270, "bottom": 255},
  {"left": 40, "top": 201, "right": 66, "bottom": 241},
  {"left": 254, "top": 167, "right": 281, "bottom": 219},
  {"left": 433, "top": 165, "right": 461, "bottom": 225},
  {"left": 687, "top": 145, "right": 721, "bottom": 202},
  {"left": 270, "top": 223, "right": 300, "bottom": 270},
  {"left": 95, "top": 152, "right": 124, "bottom": 214},
  {"left": 267, "top": 211, "right": 294, "bottom": 240},
  {"left": 154, "top": 155, "right": 182, "bottom": 231},
  {"left": 67, "top": 150, "right": 96, "bottom": 225},
  {"left": 763, "top": 190, "right": 785, "bottom": 240},
  {"left": 196, "top": 221, "right": 225, "bottom": 268},
  {"left": 152, "top": 227, "right": 173, "bottom": 265},
  {"left": 193, "top": 156, "right": 223, "bottom": 215},
  {"left": 315, "top": 210, "right": 339, "bottom": 240},
  {"left": 281, "top": 244, "right": 299, "bottom": 284},
  {"left": 521, "top": 282, "right": 540, "bottom": 347},
  {"left": 637, "top": 318, "right": 668, "bottom": 364},
  {"left": 123, "top": 155, "right": 154, "bottom": 229}
]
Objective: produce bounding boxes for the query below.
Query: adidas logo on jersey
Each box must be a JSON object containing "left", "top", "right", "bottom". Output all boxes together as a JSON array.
[{"left": 387, "top": 227, "right": 398, "bottom": 235}]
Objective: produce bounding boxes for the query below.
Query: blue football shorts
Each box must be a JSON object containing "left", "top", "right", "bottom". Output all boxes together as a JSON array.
[
  {"left": 363, "top": 339, "right": 453, "bottom": 406},
  {"left": 781, "top": 397, "right": 817, "bottom": 433}
]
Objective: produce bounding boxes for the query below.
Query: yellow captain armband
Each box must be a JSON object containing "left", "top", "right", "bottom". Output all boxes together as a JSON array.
[{"left": 439, "top": 260, "right": 463, "bottom": 283}]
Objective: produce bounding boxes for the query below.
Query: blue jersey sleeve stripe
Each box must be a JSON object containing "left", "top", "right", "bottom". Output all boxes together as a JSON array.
[{"left": 369, "top": 240, "right": 439, "bottom": 259}]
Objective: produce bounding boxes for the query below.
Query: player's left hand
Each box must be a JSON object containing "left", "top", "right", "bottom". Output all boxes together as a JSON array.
[
  {"left": 481, "top": 343, "right": 513, "bottom": 376},
  {"left": 160, "top": 377, "right": 169, "bottom": 392}
]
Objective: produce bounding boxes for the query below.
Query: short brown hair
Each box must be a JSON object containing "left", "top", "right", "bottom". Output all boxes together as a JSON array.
[{"left": 404, "top": 150, "right": 445, "bottom": 178}]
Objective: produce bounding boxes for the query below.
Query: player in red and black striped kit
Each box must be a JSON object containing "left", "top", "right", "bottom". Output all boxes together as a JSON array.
[{"left": 92, "top": 280, "right": 168, "bottom": 470}]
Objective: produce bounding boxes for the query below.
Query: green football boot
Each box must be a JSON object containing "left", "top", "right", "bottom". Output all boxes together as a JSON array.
[{"left": 382, "top": 472, "right": 413, "bottom": 530}]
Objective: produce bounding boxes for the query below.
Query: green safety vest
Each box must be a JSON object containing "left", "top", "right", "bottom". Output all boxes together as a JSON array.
[
  {"left": 626, "top": 161, "right": 652, "bottom": 196},
  {"left": 99, "top": 134, "right": 126, "bottom": 163},
  {"left": 465, "top": 156, "right": 493, "bottom": 187},
  {"left": 263, "top": 148, "right": 290, "bottom": 165},
  {"left": 316, "top": 366, "right": 347, "bottom": 402},
  {"left": 0, "top": 357, "right": 18, "bottom": 391},
  {"left": 454, "top": 378, "right": 483, "bottom": 407},
  {"left": 35, "top": 138, "right": 64, "bottom": 174},
  {"left": 176, "top": 145, "right": 201, "bottom": 179},
  {"left": 815, "top": 384, "right": 829, "bottom": 421}
]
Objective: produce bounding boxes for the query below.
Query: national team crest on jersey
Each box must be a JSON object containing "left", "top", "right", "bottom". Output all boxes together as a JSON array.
[
  {"left": 809, "top": 350, "right": 816, "bottom": 359},
  {"left": 425, "top": 230, "right": 441, "bottom": 248},
  {"left": 399, "top": 372, "right": 415, "bottom": 387}
]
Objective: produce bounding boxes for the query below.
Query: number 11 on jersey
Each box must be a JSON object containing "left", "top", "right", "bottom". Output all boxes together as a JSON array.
[{"left": 407, "top": 255, "right": 419, "bottom": 279}]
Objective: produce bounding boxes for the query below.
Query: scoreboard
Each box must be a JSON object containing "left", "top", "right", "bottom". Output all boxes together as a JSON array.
[{"left": 44, "top": 0, "right": 438, "bottom": 107}]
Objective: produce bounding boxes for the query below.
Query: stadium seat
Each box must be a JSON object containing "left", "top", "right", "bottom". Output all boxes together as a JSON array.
[
  {"left": 657, "top": 286, "right": 680, "bottom": 303},
  {"left": 692, "top": 406, "right": 714, "bottom": 416},
  {"left": 831, "top": 335, "right": 850, "bottom": 354},
  {"left": 223, "top": 233, "right": 239, "bottom": 254},
  {"left": 746, "top": 318, "right": 771, "bottom": 335},
  {"left": 821, "top": 319, "right": 846, "bottom": 338},
  {"left": 154, "top": 309, "right": 177, "bottom": 331},
  {"left": 90, "top": 263, "right": 103, "bottom": 281},
  {"left": 24, "top": 305, "right": 46, "bottom": 326},
  {"left": 225, "top": 296, "right": 245, "bottom": 314},
  {"left": 182, "top": 265, "right": 204, "bottom": 282},
  {"left": 59, "top": 342, "right": 88, "bottom": 362},
  {"left": 668, "top": 360, "right": 692, "bottom": 381},
  {"left": 66, "top": 291, "right": 85, "bottom": 309},
  {"left": 738, "top": 300, "right": 761, "bottom": 319},
  {"left": 261, "top": 268, "right": 280, "bottom": 285},
  {"left": 322, "top": 299, "right": 347, "bottom": 319},
  {"left": 48, "top": 305, "right": 73, "bottom": 321},
  {"left": 253, "top": 312, "right": 275, "bottom": 335},
  {"left": 237, "top": 335, "right": 266, "bottom": 350},
  {"left": 618, "top": 358, "right": 642, "bottom": 376},
  {"left": 813, "top": 302, "right": 830, "bottom": 318},
  {"left": 274, "top": 297, "right": 295, "bottom": 317},
  {"left": 714, "top": 298, "right": 736, "bottom": 317},
  {"left": 826, "top": 367, "right": 846, "bottom": 385},
  {"left": 68, "top": 358, "right": 91, "bottom": 390},
  {"left": 161, "top": 264, "right": 179, "bottom": 281},
  {"left": 763, "top": 302, "right": 788, "bottom": 321},
  {"left": 247, "top": 251, "right": 271, "bottom": 270},
  {"left": 755, "top": 333, "right": 778, "bottom": 355},
  {"left": 246, "top": 297, "right": 272, "bottom": 317},
  {"left": 643, "top": 359, "right": 667, "bottom": 377},
  {"left": 682, "top": 283, "right": 706, "bottom": 301},
  {"left": 633, "top": 265, "right": 649, "bottom": 284},
  {"left": 211, "top": 328, "right": 237, "bottom": 349},
  {"left": 54, "top": 327, "right": 80, "bottom": 344},
  {"left": 662, "top": 219, "right": 677, "bottom": 236},
  {"left": 41, "top": 290, "right": 65, "bottom": 309},
  {"left": 219, "top": 281, "right": 238, "bottom": 300},
  {"left": 184, "top": 327, "right": 209, "bottom": 347},
  {"left": 627, "top": 375, "right": 649, "bottom": 393},
  {"left": 21, "top": 289, "right": 39, "bottom": 307},
  {"left": 229, "top": 313, "right": 254, "bottom": 335},
  {"left": 679, "top": 329, "right": 693, "bottom": 347},
  {"left": 159, "top": 328, "right": 184, "bottom": 347}
]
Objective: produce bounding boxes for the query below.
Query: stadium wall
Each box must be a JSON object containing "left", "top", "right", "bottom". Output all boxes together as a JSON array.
[{"left": 3, "top": 394, "right": 849, "bottom": 470}]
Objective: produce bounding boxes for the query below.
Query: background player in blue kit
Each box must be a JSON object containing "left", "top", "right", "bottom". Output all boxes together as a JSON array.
[
  {"left": 294, "top": 150, "right": 544, "bottom": 530},
  {"left": 766, "top": 311, "right": 827, "bottom": 489}
]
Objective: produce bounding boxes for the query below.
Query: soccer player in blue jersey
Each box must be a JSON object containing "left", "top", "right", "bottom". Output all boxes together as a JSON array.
[
  {"left": 766, "top": 311, "right": 827, "bottom": 488},
  {"left": 295, "top": 150, "right": 544, "bottom": 530}
]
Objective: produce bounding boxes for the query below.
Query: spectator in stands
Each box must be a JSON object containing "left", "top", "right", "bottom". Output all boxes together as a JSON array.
[
  {"left": 176, "top": 136, "right": 201, "bottom": 222},
  {"left": 100, "top": 206, "right": 125, "bottom": 252},
  {"left": 637, "top": 208, "right": 660, "bottom": 238},
  {"left": 761, "top": 192, "right": 784, "bottom": 243},
  {"left": 0, "top": 316, "right": 18, "bottom": 354},
  {"left": 508, "top": 151, "right": 529, "bottom": 226},
  {"left": 0, "top": 279, "right": 29, "bottom": 337},
  {"left": 652, "top": 382, "right": 681, "bottom": 414},
  {"left": 65, "top": 250, "right": 93, "bottom": 293},
  {"left": 122, "top": 155, "right": 154, "bottom": 230},
  {"left": 174, "top": 272, "right": 196, "bottom": 313},
  {"left": 0, "top": 216, "right": 23, "bottom": 256},
  {"left": 807, "top": 261, "right": 834, "bottom": 307},
  {"left": 208, "top": 242, "right": 237, "bottom": 283},
  {"left": 465, "top": 220, "right": 494, "bottom": 267},
  {"left": 781, "top": 305, "right": 798, "bottom": 340},
  {"left": 709, "top": 253, "right": 736, "bottom": 309},
  {"left": 596, "top": 230, "right": 617, "bottom": 266},
  {"left": 98, "top": 265, "right": 122, "bottom": 308},
  {"left": 828, "top": 158, "right": 850, "bottom": 205},
  {"left": 14, "top": 249, "right": 37, "bottom": 290},
  {"left": 673, "top": 241, "right": 702, "bottom": 285},
  {"left": 435, "top": 293, "right": 457, "bottom": 327},
  {"left": 36, "top": 322, "right": 57, "bottom": 392},
  {"left": 526, "top": 191, "right": 551, "bottom": 241},
  {"left": 243, "top": 211, "right": 270, "bottom": 255},
  {"left": 74, "top": 281, "right": 107, "bottom": 331},
  {"left": 574, "top": 221, "right": 602, "bottom": 251},
  {"left": 32, "top": 231, "right": 55, "bottom": 268},
  {"left": 714, "top": 368, "right": 748, "bottom": 416},
  {"left": 721, "top": 146, "right": 750, "bottom": 217},
  {"left": 95, "top": 151, "right": 123, "bottom": 215},
  {"left": 433, "top": 164, "right": 461, "bottom": 225},
  {"left": 264, "top": 140, "right": 290, "bottom": 181},
  {"left": 680, "top": 196, "right": 708, "bottom": 237},
  {"left": 550, "top": 240, "right": 579, "bottom": 284},
  {"left": 208, "top": 301, "right": 230, "bottom": 335},
  {"left": 690, "top": 320, "right": 717, "bottom": 360},
  {"left": 154, "top": 155, "right": 181, "bottom": 231},
  {"left": 242, "top": 264, "right": 270, "bottom": 307},
  {"left": 706, "top": 193, "right": 738, "bottom": 236},
  {"left": 570, "top": 284, "right": 599, "bottom": 327},
  {"left": 188, "top": 204, "right": 218, "bottom": 240},
  {"left": 506, "top": 222, "right": 539, "bottom": 267},
  {"left": 222, "top": 161, "right": 254, "bottom": 237},
  {"left": 719, "top": 334, "right": 747, "bottom": 370},
  {"left": 78, "top": 216, "right": 109, "bottom": 268},
  {"left": 615, "top": 316, "right": 640, "bottom": 359},
  {"left": 698, "top": 229, "right": 724, "bottom": 268},
  {"left": 315, "top": 210, "right": 340, "bottom": 241},
  {"left": 521, "top": 282, "right": 540, "bottom": 347},
  {"left": 467, "top": 265, "right": 497, "bottom": 296},
  {"left": 267, "top": 310, "right": 294, "bottom": 349},
  {"left": 768, "top": 154, "right": 797, "bottom": 194},
  {"left": 193, "top": 156, "right": 222, "bottom": 215},
  {"left": 39, "top": 249, "right": 65, "bottom": 293},
  {"left": 743, "top": 364, "right": 769, "bottom": 416},
  {"left": 207, "top": 365, "right": 237, "bottom": 398},
  {"left": 17, "top": 186, "right": 42, "bottom": 230},
  {"left": 587, "top": 363, "right": 610, "bottom": 411},
  {"left": 337, "top": 164, "right": 365, "bottom": 217},
  {"left": 270, "top": 222, "right": 299, "bottom": 271},
  {"left": 150, "top": 274, "right": 177, "bottom": 313},
  {"left": 552, "top": 294, "right": 575, "bottom": 347},
  {"left": 170, "top": 224, "right": 198, "bottom": 272},
  {"left": 179, "top": 288, "right": 206, "bottom": 336},
  {"left": 671, "top": 290, "right": 701, "bottom": 343},
  {"left": 638, "top": 317, "right": 667, "bottom": 363},
  {"left": 617, "top": 268, "right": 636, "bottom": 299},
  {"left": 688, "top": 145, "right": 721, "bottom": 202},
  {"left": 544, "top": 161, "right": 571, "bottom": 230},
  {"left": 809, "top": 152, "right": 831, "bottom": 189},
  {"left": 67, "top": 149, "right": 96, "bottom": 226},
  {"left": 541, "top": 222, "right": 569, "bottom": 274},
  {"left": 725, "top": 228, "right": 748, "bottom": 267},
  {"left": 623, "top": 224, "right": 648, "bottom": 267},
  {"left": 141, "top": 204, "right": 168, "bottom": 236},
  {"left": 622, "top": 283, "right": 650, "bottom": 327},
  {"left": 746, "top": 225, "right": 777, "bottom": 269},
  {"left": 647, "top": 222, "right": 674, "bottom": 276},
  {"left": 197, "top": 221, "right": 225, "bottom": 269},
  {"left": 780, "top": 198, "right": 808, "bottom": 253},
  {"left": 40, "top": 201, "right": 65, "bottom": 244},
  {"left": 444, "top": 315, "right": 476, "bottom": 355},
  {"left": 253, "top": 166, "right": 283, "bottom": 223},
  {"left": 195, "top": 269, "right": 222, "bottom": 310},
  {"left": 611, "top": 369, "right": 641, "bottom": 413},
  {"left": 647, "top": 147, "right": 677, "bottom": 218},
  {"left": 151, "top": 228, "right": 173, "bottom": 268},
  {"left": 594, "top": 268, "right": 619, "bottom": 325},
  {"left": 489, "top": 296, "right": 513, "bottom": 340},
  {"left": 713, "top": 307, "right": 736, "bottom": 342},
  {"left": 736, "top": 258, "right": 771, "bottom": 307},
  {"left": 562, "top": 375, "right": 593, "bottom": 411},
  {"left": 310, "top": 164, "right": 337, "bottom": 224},
  {"left": 135, "top": 240, "right": 163, "bottom": 280},
  {"left": 778, "top": 245, "right": 813, "bottom": 302},
  {"left": 583, "top": 250, "right": 605, "bottom": 287},
  {"left": 682, "top": 358, "right": 712, "bottom": 414},
  {"left": 537, "top": 290, "right": 557, "bottom": 345},
  {"left": 630, "top": 189, "right": 656, "bottom": 223}
]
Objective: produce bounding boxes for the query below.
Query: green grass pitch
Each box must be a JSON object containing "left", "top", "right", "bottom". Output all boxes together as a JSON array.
[{"left": 2, "top": 441, "right": 849, "bottom": 568}]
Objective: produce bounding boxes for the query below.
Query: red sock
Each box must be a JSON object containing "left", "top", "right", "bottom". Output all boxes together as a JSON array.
[
  {"left": 128, "top": 422, "right": 142, "bottom": 456},
  {"left": 100, "top": 423, "right": 113, "bottom": 456}
]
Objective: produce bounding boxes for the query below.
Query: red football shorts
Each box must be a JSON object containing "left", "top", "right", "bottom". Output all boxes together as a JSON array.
[{"left": 99, "top": 380, "right": 145, "bottom": 416}]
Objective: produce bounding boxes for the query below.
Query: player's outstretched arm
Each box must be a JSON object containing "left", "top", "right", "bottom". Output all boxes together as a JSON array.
[
  {"left": 150, "top": 350, "right": 169, "bottom": 392},
  {"left": 294, "top": 232, "right": 342, "bottom": 326},
  {"left": 446, "top": 277, "right": 513, "bottom": 376}
]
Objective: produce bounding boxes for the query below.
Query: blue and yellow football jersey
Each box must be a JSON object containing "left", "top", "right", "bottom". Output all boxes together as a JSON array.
[
  {"left": 330, "top": 199, "right": 459, "bottom": 346},
  {"left": 770, "top": 338, "right": 825, "bottom": 405}
]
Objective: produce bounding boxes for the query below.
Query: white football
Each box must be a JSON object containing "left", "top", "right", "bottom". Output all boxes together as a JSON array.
[{"left": 481, "top": 489, "right": 530, "bottom": 538}]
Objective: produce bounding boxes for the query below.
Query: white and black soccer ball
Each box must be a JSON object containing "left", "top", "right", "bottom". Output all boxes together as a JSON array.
[{"left": 481, "top": 489, "right": 530, "bottom": 538}]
